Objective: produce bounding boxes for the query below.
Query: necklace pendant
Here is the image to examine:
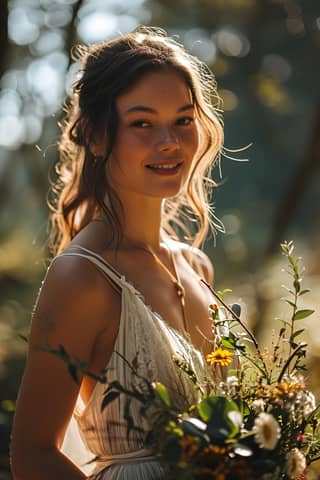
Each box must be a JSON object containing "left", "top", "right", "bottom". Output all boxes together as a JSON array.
[{"left": 175, "top": 282, "right": 185, "bottom": 299}]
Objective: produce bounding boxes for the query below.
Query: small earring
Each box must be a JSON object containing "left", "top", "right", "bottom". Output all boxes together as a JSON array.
[{"left": 91, "top": 150, "right": 100, "bottom": 166}]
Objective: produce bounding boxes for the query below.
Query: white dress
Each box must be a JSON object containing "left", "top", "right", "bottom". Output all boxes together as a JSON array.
[{"left": 59, "top": 245, "right": 211, "bottom": 479}]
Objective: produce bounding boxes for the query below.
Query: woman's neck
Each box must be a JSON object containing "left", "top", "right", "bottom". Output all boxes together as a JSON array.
[{"left": 101, "top": 192, "right": 166, "bottom": 253}]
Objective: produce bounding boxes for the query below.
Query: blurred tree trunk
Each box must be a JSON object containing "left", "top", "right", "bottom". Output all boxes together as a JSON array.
[
  {"left": 65, "top": 0, "right": 85, "bottom": 64},
  {"left": 0, "top": 0, "right": 9, "bottom": 80}
]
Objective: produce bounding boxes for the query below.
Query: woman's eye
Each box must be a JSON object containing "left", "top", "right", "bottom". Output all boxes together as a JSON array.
[
  {"left": 131, "top": 120, "right": 151, "bottom": 128},
  {"left": 177, "top": 117, "right": 194, "bottom": 126}
]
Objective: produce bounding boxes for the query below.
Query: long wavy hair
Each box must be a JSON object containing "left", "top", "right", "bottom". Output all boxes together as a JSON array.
[{"left": 49, "top": 26, "right": 224, "bottom": 256}]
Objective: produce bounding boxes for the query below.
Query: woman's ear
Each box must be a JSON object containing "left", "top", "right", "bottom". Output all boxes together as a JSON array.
[{"left": 78, "top": 118, "right": 107, "bottom": 157}]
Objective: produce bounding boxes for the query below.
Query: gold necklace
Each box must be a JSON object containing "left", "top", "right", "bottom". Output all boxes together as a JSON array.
[{"left": 145, "top": 246, "right": 188, "bottom": 335}]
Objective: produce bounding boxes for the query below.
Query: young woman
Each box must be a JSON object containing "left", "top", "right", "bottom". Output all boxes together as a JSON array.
[{"left": 11, "top": 27, "right": 224, "bottom": 479}]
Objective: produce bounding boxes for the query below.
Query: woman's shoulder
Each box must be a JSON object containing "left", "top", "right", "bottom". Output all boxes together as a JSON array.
[
  {"left": 41, "top": 249, "right": 117, "bottom": 325},
  {"left": 169, "top": 239, "right": 214, "bottom": 284},
  {"left": 48, "top": 248, "right": 104, "bottom": 292}
]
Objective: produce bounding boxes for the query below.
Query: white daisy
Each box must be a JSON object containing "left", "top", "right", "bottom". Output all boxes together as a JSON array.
[
  {"left": 252, "top": 398, "right": 265, "bottom": 413},
  {"left": 286, "top": 448, "right": 306, "bottom": 479},
  {"left": 253, "top": 412, "right": 281, "bottom": 450},
  {"left": 301, "top": 391, "right": 316, "bottom": 418}
]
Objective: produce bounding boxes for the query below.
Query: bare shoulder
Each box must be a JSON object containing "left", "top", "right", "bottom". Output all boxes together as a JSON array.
[
  {"left": 34, "top": 253, "right": 112, "bottom": 341},
  {"left": 171, "top": 240, "right": 214, "bottom": 284}
]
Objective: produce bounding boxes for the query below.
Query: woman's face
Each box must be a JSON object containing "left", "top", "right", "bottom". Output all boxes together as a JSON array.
[{"left": 106, "top": 69, "right": 199, "bottom": 200}]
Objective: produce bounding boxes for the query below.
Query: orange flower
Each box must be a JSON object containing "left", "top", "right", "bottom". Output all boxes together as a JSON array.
[
  {"left": 210, "top": 303, "right": 219, "bottom": 312},
  {"left": 206, "top": 348, "right": 233, "bottom": 367},
  {"left": 203, "top": 445, "right": 227, "bottom": 455},
  {"left": 209, "top": 303, "right": 219, "bottom": 320},
  {"left": 179, "top": 434, "right": 199, "bottom": 461}
]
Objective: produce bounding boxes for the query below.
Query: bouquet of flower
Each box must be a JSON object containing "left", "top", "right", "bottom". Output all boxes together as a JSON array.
[
  {"left": 47, "top": 241, "right": 320, "bottom": 479},
  {"left": 100, "top": 241, "right": 320, "bottom": 480}
]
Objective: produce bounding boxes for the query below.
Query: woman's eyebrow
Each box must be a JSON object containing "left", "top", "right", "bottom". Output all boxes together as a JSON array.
[{"left": 124, "top": 103, "right": 194, "bottom": 114}]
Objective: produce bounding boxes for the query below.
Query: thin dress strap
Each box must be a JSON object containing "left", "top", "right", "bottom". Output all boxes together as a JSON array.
[{"left": 57, "top": 245, "right": 125, "bottom": 294}]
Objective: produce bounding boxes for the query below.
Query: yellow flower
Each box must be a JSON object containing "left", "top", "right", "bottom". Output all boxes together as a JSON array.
[{"left": 206, "top": 348, "right": 233, "bottom": 367}]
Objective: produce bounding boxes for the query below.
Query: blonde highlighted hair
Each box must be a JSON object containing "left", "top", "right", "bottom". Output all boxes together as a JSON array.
[{"left": 49, "top": 26, "right": 224, "bottom": 256}]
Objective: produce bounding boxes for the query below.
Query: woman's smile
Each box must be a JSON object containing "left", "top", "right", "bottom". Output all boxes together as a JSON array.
[{"left": 145, "top": 161, "right": 184, "bottom": 175}]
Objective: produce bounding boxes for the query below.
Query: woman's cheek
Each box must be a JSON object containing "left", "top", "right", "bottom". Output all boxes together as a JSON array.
[{"left": 181, "top": 128, "right": 199, "bottom": 152}]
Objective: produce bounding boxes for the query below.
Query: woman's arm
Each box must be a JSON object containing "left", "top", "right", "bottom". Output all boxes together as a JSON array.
[{"left": 10, "top": 256, "right": 115, "bottom": 479}]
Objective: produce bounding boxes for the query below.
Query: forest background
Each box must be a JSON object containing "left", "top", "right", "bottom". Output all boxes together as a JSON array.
[{"left": 0, "top": 0, "right": 320, "bottom": 478}]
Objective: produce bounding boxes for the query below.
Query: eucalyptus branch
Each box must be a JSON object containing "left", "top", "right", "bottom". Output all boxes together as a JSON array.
[
  {"left": 277, "top": 342, "right": 307, "bottom": 382},
  {"left": 201, "top": 279, "right": 270, "bottom": 382}
]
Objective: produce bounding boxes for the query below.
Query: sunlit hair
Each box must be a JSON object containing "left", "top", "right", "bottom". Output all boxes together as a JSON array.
[{"left": 49, "top": 26, "right": 224, "bottom": 255}]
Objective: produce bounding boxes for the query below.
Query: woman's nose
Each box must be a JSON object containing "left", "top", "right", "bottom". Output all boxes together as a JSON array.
[{"left": 156, "top": 127, "right": 179, "bottom": 151}]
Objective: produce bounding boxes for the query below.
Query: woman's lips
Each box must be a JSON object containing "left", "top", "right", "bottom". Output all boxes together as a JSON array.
[{"left": 145, "top": 161, "right": 183, "bottom": 175}]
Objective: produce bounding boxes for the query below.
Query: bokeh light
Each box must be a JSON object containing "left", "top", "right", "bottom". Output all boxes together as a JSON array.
[
  {"left": 8, "top": 7, "right": 41, "bottom": 45},
  {"left": 214, "top": 28, "right": 250, "bottom": 58},
  {"left": 183, "top": 28, "right": 217, "bottom": 64}
]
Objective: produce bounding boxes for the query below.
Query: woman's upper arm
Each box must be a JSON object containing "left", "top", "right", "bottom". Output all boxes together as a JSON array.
[{"left": 12, "top": 257, "right": 110, "bottom": 453}]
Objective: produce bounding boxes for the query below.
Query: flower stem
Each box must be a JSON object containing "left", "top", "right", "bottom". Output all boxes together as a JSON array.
[
  {"left": 277, "top": 342, "right": 307, "bottom": 382},
  {"left": 201, "top": 279, "right": 270, "bottom": 382}
]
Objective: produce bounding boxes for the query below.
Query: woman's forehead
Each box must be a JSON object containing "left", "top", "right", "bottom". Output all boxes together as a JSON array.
[{"left": 116, "top": 70, "right": 193, "bottom": 114}]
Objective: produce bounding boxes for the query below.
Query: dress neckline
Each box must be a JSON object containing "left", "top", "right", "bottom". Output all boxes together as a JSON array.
[
  {"left": 58, "top": 244, "right": 205, "bottom": 418},
  {"left": 65, "top": 243, "right": 192, "bottom": 342}
]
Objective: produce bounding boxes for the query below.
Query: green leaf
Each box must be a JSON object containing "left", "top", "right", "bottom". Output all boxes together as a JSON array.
[
  {"left": 154, "top": 382, "right": 171, "bottom": 407},
  {"left": 299, "top": 289, "right": 311, "bottom": 296},
  {"left": 294, "top": 279, "right": 301, "bottom": 293},
  {"left": 217, "top": 289, "right": 232, "bottom": 298},
  {"left": 293, "top": 309, "right": 315, "bottom": 320},
  {"left": 231, "top": 304, "right": 241, "bottom": 317},
  {"left": 291, "top": 329, "right": 305, "bottom": 340},
  {"left": 281, "top": 240, "right": 294, "bottom": 255},
  {"left": 198, "top": 396, "right": 240, "bottom": 440},
  {"left": 285, "top": 300, "right": 296, "bottom": 308},
  {"left": 279, "top": 327, "right": 286, "bottom": 337},
  {"left": 221, "top": 337, "right": 236, "bottom": 350},
  {"left": 198, "top": 397, "right": 213, "bottom": 422},
  {"left": 288, "top": 255, "right": 297, "bottom": 267},
  {"left": 234, "top": 399, "right": 250, "bottom": 418},
  {"left": 282, "top": 286, "right": 296, "bottom": 296}
]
